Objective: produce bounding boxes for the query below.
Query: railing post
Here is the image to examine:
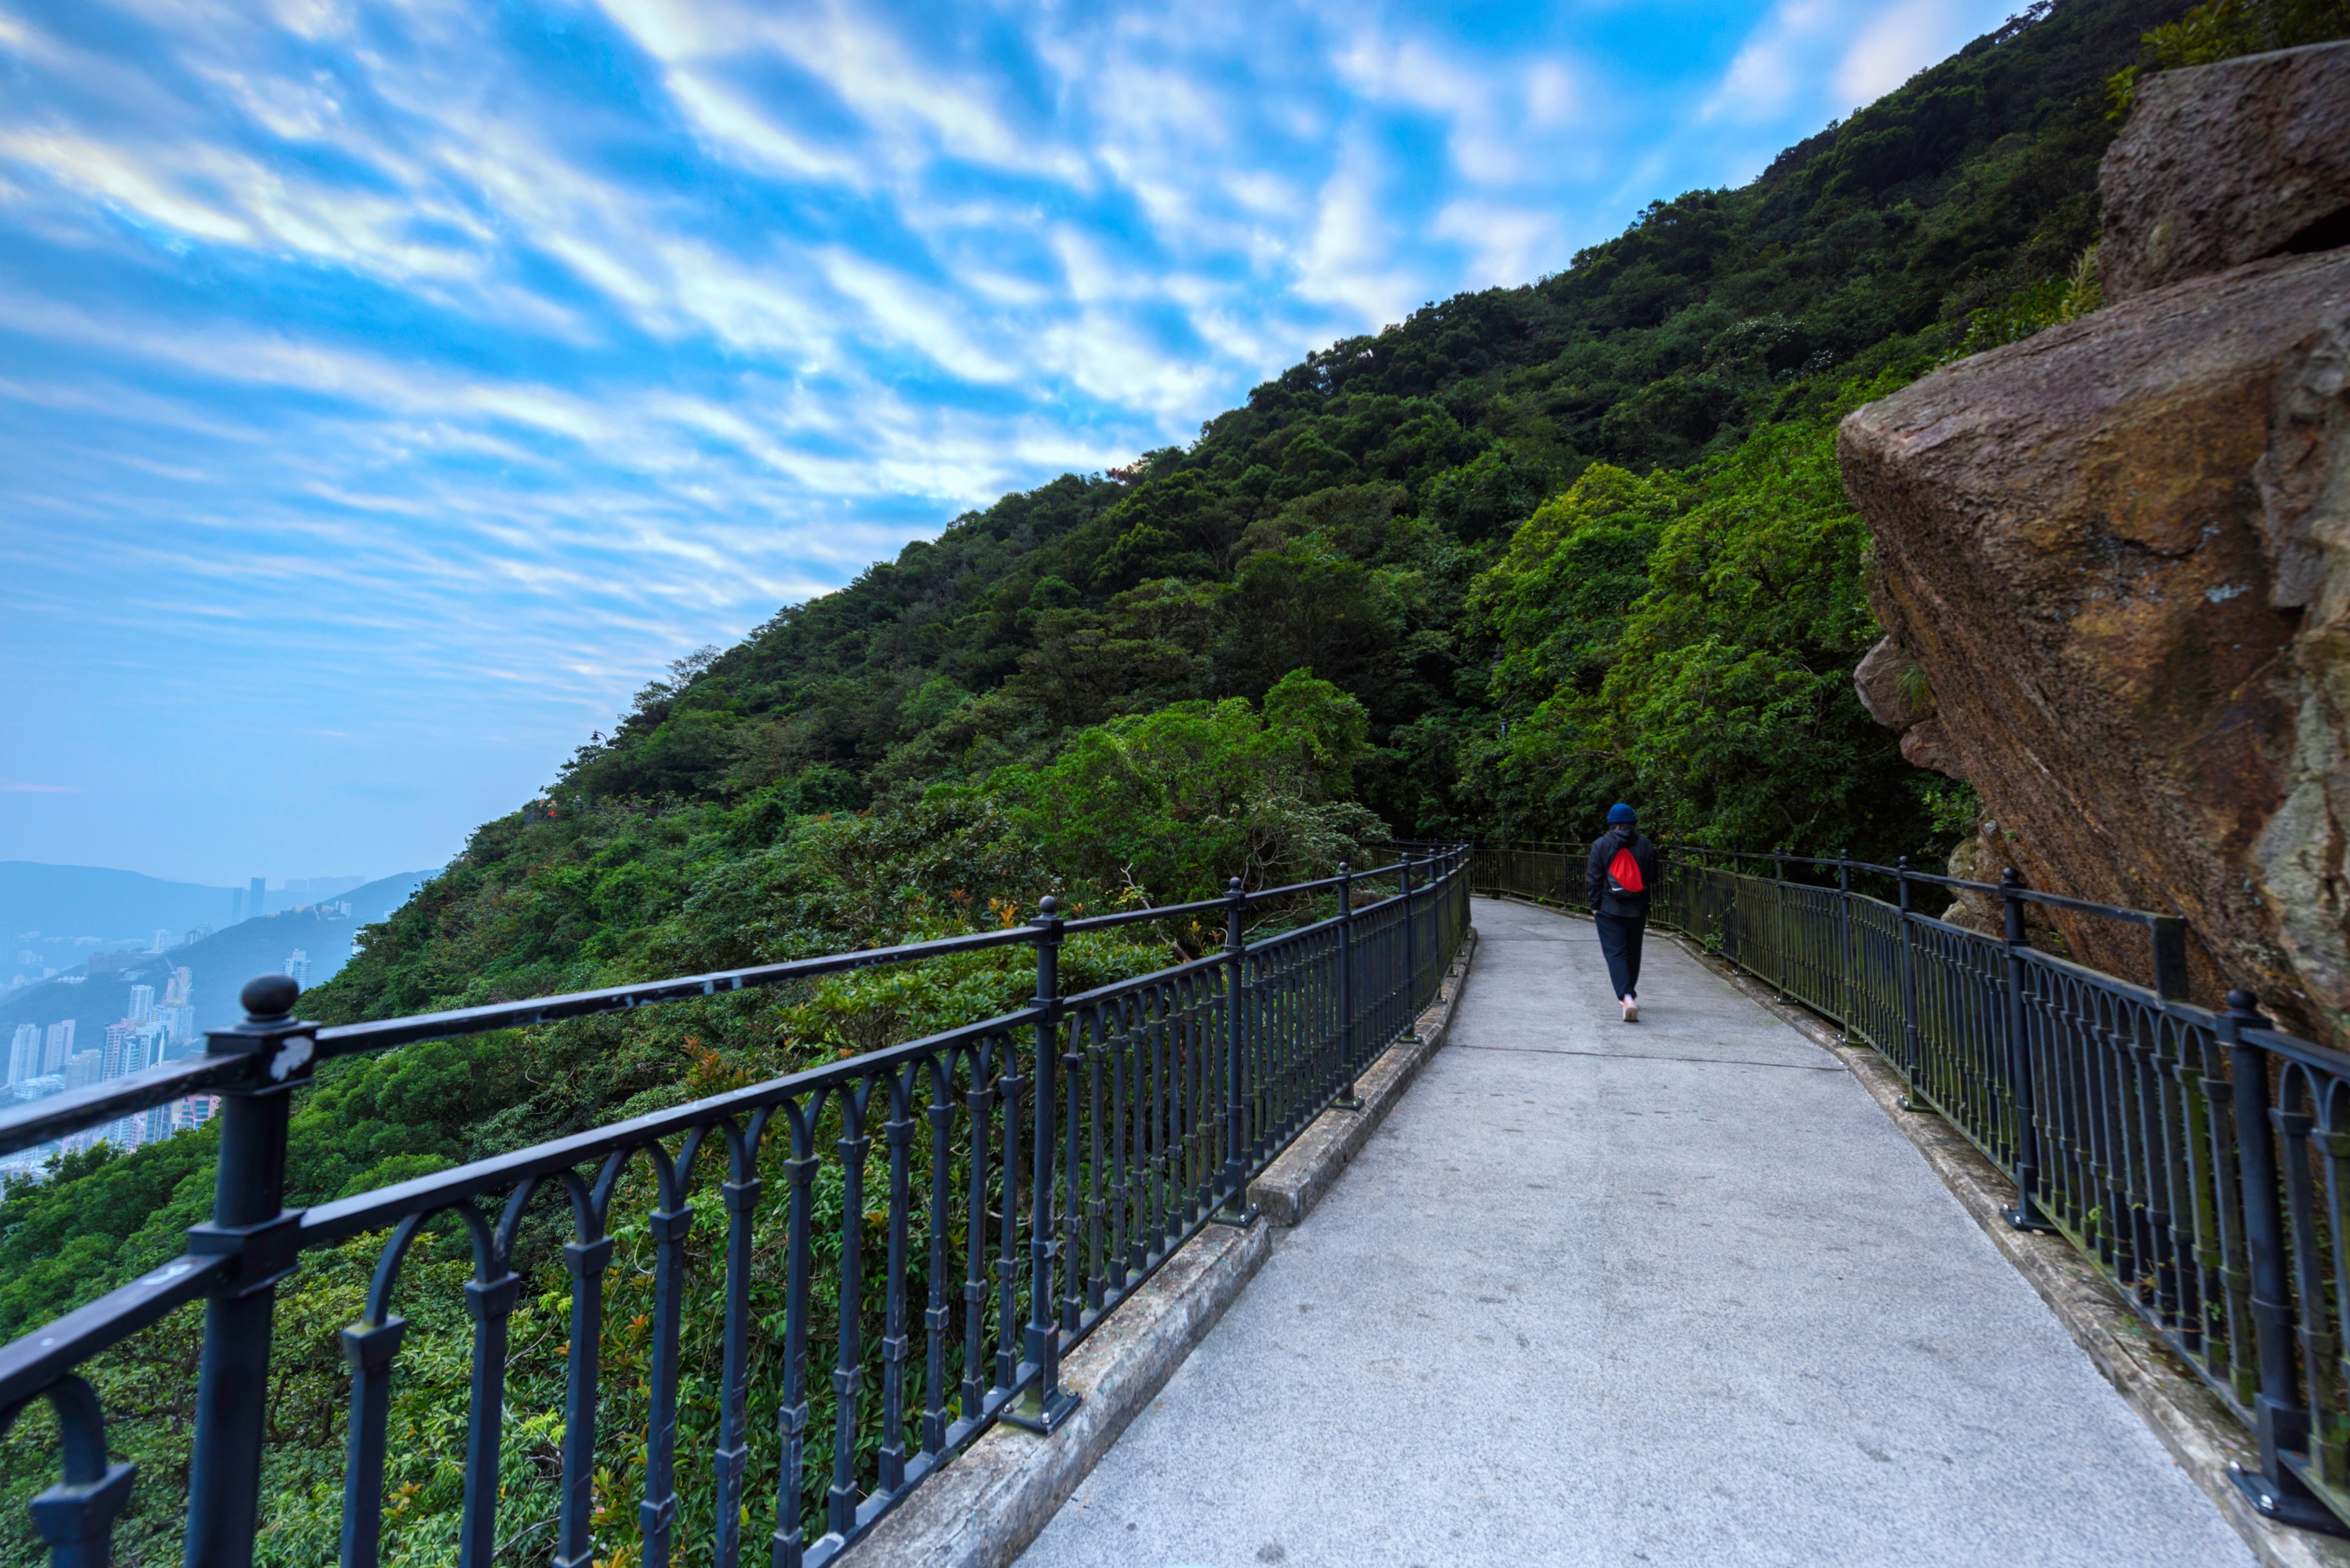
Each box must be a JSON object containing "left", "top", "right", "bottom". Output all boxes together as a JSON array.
[
  {"left": 1836, "top": 849, "right": 1854, "bottom": 1032},
  {"left": 2152, "top": 916, "right": 2191, "bottom": 1003},
  {"left": 1010, "top": 896, "right": 1078, "bottom": 1432},
  {"left": 2222, "top": 990, "right": 2341, "bottom": 1531},
  {"left": 1896, "top": 857, "right": 1922, "bottom": 1110},
  {"left": 184, "top": 975, "right": 316, "bottom": 1568},
  {"left": 2000, "top": 869, "right": 2053, "bottom": 1233},
  {"left": 1771, "top": 852, "right": 1788, "bottom": 988},
  {"left": 1212, "top": 878, "right": 1259, "bottom": 1227},
  {"left": 1334, "top": 862, "right": 1362, "bottom": 1111},
  {"left": 1401, "top": 851, "right": 1419, "bottom": 1034}
]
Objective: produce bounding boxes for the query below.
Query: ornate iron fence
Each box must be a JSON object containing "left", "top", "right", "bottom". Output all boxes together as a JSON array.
[
  {"left": 0, "top": 848, "right": 1470, "bottom": 1567},
  {"left": 1473, "top": 840, "right": 2350, "bottom": 1539}
]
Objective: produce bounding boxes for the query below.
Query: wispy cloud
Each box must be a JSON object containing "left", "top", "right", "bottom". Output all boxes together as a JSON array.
[
  {"left": 1, "top": 0, "right": 2019, "bottom": 881},
  {"left": 1705, "top": 0, "right": 2009, "bottom": 125}
]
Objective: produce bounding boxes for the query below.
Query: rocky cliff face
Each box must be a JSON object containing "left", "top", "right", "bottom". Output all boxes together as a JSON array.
[{"left": 1838, "top": 42, "right": 2350, "bottom": 1039}]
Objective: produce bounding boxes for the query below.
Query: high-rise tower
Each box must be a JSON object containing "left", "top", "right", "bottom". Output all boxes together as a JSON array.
[{"left": 6, "top": 1024, "right": 37, "bottom": 1086}]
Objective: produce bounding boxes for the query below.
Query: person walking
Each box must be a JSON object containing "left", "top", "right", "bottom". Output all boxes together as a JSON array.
[{"left": 1587, "top": 803, "right": 1659, "bottom": 1022}]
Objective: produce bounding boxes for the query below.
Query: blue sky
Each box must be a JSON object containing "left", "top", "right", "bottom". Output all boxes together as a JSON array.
[{"left": 0, "top": 0, "right": 2016, "bottom": 887}]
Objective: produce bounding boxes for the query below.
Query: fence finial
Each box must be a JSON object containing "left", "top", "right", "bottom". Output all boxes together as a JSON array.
[{"left": 241, "top": 975, "right": 298, "bottom": 1022}]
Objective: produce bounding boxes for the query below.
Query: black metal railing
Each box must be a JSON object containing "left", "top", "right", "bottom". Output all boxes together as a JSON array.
[
  {"left": 0, "top": 848, "right": 1470, "bottom": 1567},
  {"left": 1473, "top": 840, "right": 2350, "bottom": 1538}
]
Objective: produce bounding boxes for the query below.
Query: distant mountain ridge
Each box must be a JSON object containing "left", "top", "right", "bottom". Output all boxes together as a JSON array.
[
  {"left": 0, "top": 861, "right": 236, "bottom": 947},
  {"left": 0, "top": 869, "right": 436, "bottom": 1049}
]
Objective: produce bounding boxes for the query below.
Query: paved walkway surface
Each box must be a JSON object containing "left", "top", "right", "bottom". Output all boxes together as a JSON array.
[{"left": 1015, "top": 897, "right": 2253, "bottom": 1568}]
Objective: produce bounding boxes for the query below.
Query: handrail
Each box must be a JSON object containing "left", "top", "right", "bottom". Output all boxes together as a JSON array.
[
  {"left": 0, "top": 1053, "right": 257, "bottom": 1159},
  {"left": 0, "top": 846, "right": 1473, "bottom": 1567},
  {"left": 1471, "top": 841, "right": 2350, "bottom": 1539},
  {"left": 1494, "top": 837, "right": 2189, "bottom": 993}
]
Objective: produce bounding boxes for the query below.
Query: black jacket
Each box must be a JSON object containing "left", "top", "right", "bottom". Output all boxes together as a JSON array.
[{"left": 1586, "top": 829, "right": 1659, "bottom": 921}]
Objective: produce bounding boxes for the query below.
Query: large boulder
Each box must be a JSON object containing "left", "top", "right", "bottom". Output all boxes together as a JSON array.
[
  {"left": 1853, "top": 636, "right": 1933, "bottom": 731},
  {"left": 1838, "top": 247, "right": 2350, "bottom": 1036},
  {"left": 2102, "top": 42, "right": 2350, "bottom": 302}
]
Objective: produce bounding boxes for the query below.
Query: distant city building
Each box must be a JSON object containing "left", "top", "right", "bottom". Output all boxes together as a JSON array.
[
  {"left": 42, "top": 1020, "right": 75, "bottom": 1074},
  {"left": 282, "top": 876, "right": 366, "bottom": 901},
  {"left": 64, "top": 1050, "right": 101, "bottom": 1091},
  {"left": 122, "top": 1020, "right": 169, "bottom": 1075},
  {"left": 6, "top": 1073, "right": 63, "bottom": 1104},
  {"left": 287, "top": 948, "right": 311, "bottom": 988},
  {"left": 127, "top": 984, "right": 155, "bottom": 1024},
  {"left": 151, "top": 928, "right": 171, "bottom": 953},
  {"left": 103, "top": 1021, "right": 133, "bottom": 1078},
  {"left": 7, "top": 1024, "right": 38, "bottom": 1086},
  {"left": 161, "top": 966, "right": 197, "bottom": 1047},
  {"left": 249, "top": 876, "right": 267, "bottom": 918}
]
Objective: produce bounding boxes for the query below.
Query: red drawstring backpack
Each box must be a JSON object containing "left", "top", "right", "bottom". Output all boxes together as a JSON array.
[{"left": 1607, "top": 845, "right": 1644, "bottom": 894}]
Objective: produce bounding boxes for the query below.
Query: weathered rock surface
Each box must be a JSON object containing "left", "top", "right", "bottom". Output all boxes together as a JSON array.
[
  {"left": 1855, "top": 635, "right": 1933, "bottom": 730},
  {"left": 2102, "top": 42, "right": 2350, "bottom": 303},
  {"left": 1839, "top": 248, "right": 2350, "bottom": 1035}
]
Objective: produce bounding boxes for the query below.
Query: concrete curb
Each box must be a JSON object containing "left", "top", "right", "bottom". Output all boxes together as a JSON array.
[
  {"left": 1250, "top": 927, "right": 1479, "bottom": 1225},
  {"left": 1647, "top": 921, "right": 2350, "bottom": 1568},
  {"left": 856, "top": 928, "right": 1481, "bottom": 1568}
]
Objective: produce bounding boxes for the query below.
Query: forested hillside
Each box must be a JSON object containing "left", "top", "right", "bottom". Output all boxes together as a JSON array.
[
  {"left": 18, "top": 0, "right": 2349, "bottom": 1559},
  {"left": 318, "top": 0, "right": 2177, "bottom": 1028}
]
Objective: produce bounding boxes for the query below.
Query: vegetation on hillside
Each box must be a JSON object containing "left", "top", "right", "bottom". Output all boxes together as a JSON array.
[
  {"left": 2106, "top": 0, "right": 2350, "bottom": 111},
  {"left": 20, "top": 0, "right": 2350, "bottom": 1559}
]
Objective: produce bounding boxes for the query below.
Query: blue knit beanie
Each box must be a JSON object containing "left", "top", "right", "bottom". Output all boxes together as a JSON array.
[{"left": 1607, "top": 802, "right": 1636, "bottom": 825}]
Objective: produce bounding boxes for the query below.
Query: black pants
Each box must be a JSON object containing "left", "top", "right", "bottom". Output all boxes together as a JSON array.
[{"left": 1595, "top": 914, "right": 1645, "bottom": 1001}]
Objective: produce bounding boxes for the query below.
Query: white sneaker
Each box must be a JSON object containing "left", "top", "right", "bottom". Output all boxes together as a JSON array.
[{"left": 1622, "top": 998, "right": 1640, "bottom": 1023}]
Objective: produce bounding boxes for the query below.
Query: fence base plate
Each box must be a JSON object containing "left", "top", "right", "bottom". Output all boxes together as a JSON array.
[
  {"left": 2235, "top": 1462, "right": 2350, "bottom": 1536},
  {"left": 1000, "top": 1386, "right": 1081, "bottom": 1436},
  {"left": 2001, "top": 1204, "right": 2056, "bottom": 1234},
  {"left": 1207, "top": 1201, "right": 1260, "bottom": 1230}
]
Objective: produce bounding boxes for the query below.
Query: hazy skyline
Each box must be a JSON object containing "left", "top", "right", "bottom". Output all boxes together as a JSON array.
[{"left": 0, "top": 0, "right": 2016, "bottom": 885}]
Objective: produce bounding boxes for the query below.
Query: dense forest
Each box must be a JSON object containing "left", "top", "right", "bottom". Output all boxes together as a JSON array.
[{"left": 12, "top": 0, "right": 2350, "bottom": 1559}]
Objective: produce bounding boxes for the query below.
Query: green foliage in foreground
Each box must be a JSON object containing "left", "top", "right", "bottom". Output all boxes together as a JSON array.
[{"left": 0, "top": 800, "right": 1190, "bottom": 1565}]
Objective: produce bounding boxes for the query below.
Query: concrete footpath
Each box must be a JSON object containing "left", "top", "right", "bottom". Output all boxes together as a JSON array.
[{"left": 1012, "top": 897, "right": 2253, "bottom": 1568}]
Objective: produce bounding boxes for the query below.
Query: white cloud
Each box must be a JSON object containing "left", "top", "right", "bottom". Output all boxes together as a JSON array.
[
  {"left": 815, "top": 249, "right": 1018, "bottom": 383},
  {"left": 1434, "top": 199, "right": 1566, "bottom": 291},
  {"left": 1836, "top": 0, "right": 1969, "bottom": 105},
  {"left": 1702, "top": 0, "right": 1836, "bottom": 123},
  {"left": 1706, "top": 0, "right": 2011, "bottom": 123},
  {"left": 1293, "top": 145, "right": 1419, "bottom": 328}
]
